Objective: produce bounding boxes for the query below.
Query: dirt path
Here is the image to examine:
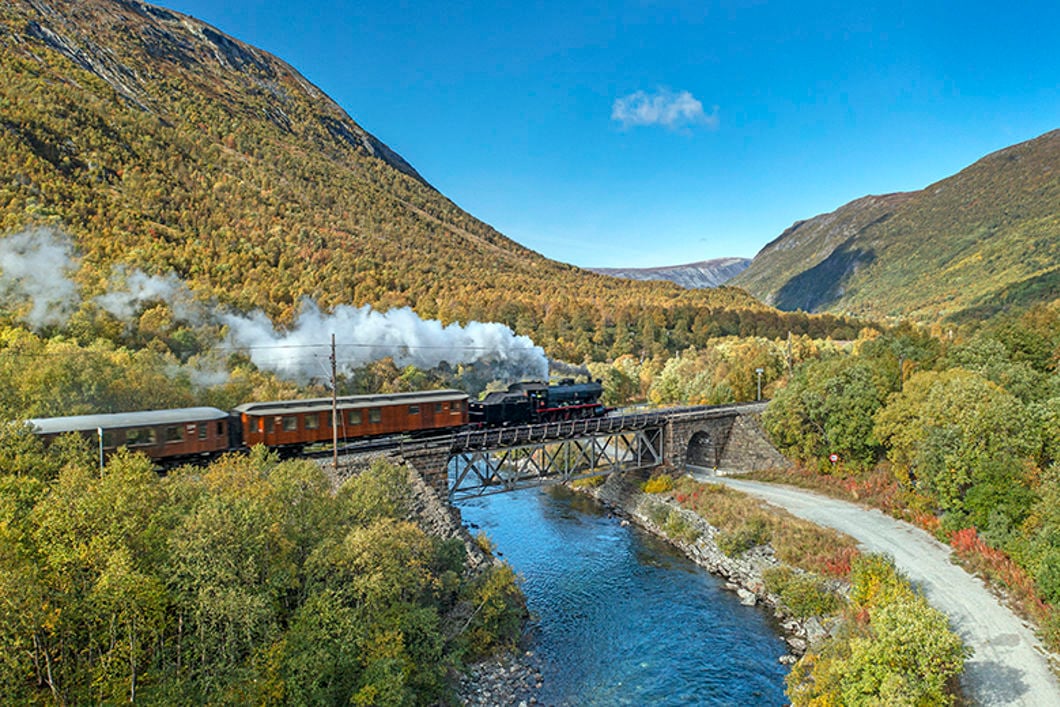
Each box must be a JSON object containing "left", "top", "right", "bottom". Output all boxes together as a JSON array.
[{"left": 691, "top": 473, "right": 1060, "bottom": 706}]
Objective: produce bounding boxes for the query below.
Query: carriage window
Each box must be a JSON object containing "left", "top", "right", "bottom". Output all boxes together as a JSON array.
[
  {"left": 127, "top": 427, "right": 156, "bottom": 446},
  {"left": 451, "top": 400, "right": 464, "bottom": 412},
  {"left": 305, "top": 414, "right": 320, "bottom": 430},
  {"left": 265, "top": 417, "right": 274, "bottom": 434},
  {"left": 435, "top": 402, "right": 444, "bottom": 414},
  {"left": 102, "top": 430, "right": 120, "bottom": 447},
  {"left": 217, "top": 421, "right": 225, "bottom": 436},
  {"left": 347, "top": 410, "right": 362, "bottom": 425},
  {"left": 369, "top": 408, "right": 382, "bottom": 423},
  {"left": 408, "top": 404, "right": 420, "bottom": 415},
  {"left": 165, "top": 426, "right": 183, "bottom": 443},
  {"left": 283, "top": 416, "right": 298, "bottom": 432},
  {"left": 198, "top": 423, "right": 208, "bottom": 440}
]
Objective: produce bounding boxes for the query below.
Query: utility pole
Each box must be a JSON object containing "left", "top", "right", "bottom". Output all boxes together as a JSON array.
[{"left": 331, "top": 333, "right": 338, "bottom": 471}]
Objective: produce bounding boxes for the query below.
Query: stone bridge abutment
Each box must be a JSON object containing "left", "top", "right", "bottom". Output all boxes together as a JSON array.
[{"left": 663, "top": 402, "right": 789, "bottom": 475}]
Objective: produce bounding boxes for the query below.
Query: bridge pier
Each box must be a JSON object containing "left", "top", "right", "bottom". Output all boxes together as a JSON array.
[
  {"left": 716, "top": 411, "right": 791, "bottom": 472},
  {"left": 400, "top": 446, "right": 453, "bottom": 498},
  {"left": 664, "top": 415, "right": 735, "bottom": 471}
]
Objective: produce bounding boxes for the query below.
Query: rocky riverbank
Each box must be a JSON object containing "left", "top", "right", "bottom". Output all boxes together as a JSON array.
[
  {"left": 575, "top": 471, "right": 836, "bottom": 664},
  {"left": 452, "top": 469, "right": 842, "bottom": 703}
]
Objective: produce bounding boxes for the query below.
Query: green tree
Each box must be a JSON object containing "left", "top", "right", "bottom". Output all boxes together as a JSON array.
[
  {"left": 764, "top": 356, "right": 889, "bottom": 471},
  {"left": 840, "top": 594, "right": 966, "bottom": 705},
  {"left": 163, "top": 456, "right": 289, "bottom": 694},
  {"left": 874, "top": 369, "right": 1038, "bottom": 520},
  {"left": 788, "top": 554, "right": 965, "bottom": 706}
]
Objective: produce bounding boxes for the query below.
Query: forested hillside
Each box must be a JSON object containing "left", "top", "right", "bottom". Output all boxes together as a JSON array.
[
  {"left": 0, "top": 0, "right": 861, "bottom": 366},
  {"left": 732, "top": 130, "right": 1060, "bottom": 322}
]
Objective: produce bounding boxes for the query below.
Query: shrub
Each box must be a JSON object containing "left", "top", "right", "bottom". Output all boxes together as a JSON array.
[
  {"left": 644, "top": 499, "right": 670, "bottom": 527},
  {"left": 571, "top": 474, "right": 605, "bottom": 489},
  {"left": 473, "top": 531, "right": 495, "bottom": 554},
  {"left": 848, "top": 553, "right": 911, "bottom": 609},
  {"left": 839, "top": 594, "right": 966, "bottom": 705},
  {"left": 460, "top": 564, "right": 526, "bottom": 660},
  {"left": 716, "top": 515, "right": 771, "bottom": 557},
  {"left": 662, "top": 509, "right": 701, "bottom": 543},
  {"left": 787, "top": 553, "right": 967, "bottom": 706},
  {"left": 642, "top": 473, "right": 675, "bottom": 494},
  {"left": 763, "top": 567, "right": 843, "bottom": 618}
]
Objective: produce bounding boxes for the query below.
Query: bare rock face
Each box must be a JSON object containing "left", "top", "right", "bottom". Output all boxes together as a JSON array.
[{"left": 10, "top": 0, "right": 428, "bottom": 184}]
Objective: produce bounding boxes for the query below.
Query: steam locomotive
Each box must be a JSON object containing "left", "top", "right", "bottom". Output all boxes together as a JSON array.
[
  {"left": 26, "top": 379, "right": 607, "bottom": 466},
  {"left": 468, "top": 379, "right": 606, "bottom": 426}
]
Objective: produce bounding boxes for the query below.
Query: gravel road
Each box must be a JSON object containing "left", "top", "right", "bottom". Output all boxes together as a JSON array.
[{"left": 691, "top": 473, "right": 1060, "bottom": 706}]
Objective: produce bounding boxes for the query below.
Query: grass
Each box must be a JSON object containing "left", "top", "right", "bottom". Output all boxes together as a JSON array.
[
  {"left": 745, "top": 464, "right": 939, "bottom": 531},
  {"left": 671, "top": 476, "right": 860, "bottom": 576}
]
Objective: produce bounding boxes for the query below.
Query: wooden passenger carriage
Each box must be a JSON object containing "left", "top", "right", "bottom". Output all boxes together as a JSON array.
[
  {"left": 233, "top": 389, "right": 469, "bottom": 450},
  {"left": 28, "top": 407, "right": 231, "bottom": 464}
]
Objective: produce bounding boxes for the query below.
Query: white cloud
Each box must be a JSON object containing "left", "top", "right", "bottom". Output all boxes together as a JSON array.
[{"left": 611, "top": 89, "right": 719, "bottom": 130}]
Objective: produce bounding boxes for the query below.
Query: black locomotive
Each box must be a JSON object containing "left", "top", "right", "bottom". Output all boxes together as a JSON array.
[{"left": 468, "top": 379, "right": 607, "bottom": 426}]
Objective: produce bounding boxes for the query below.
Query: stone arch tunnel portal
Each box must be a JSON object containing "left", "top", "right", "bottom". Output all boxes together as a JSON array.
[{"left": 686, "top": 430, "right": 717, "bottom": 469}]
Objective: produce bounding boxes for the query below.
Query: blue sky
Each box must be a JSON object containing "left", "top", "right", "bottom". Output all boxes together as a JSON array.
[{"left": 163, "top": 1, "right": 1060, "bottom": 268}]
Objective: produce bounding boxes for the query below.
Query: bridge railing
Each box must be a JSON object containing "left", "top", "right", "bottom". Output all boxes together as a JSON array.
[
  {"left": 446, "top": 410, "right": 665, "bottom": 453},
  {"left": 389, "top": 401, "right": 764, "bottom": 458}
]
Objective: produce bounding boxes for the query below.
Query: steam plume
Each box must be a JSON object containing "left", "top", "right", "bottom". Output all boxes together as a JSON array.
[
  {"left": 548, "top": 359, "right": 592, "bottom": 380},
  {"left": 0, "top": 229, "right": 549, "bottom": 384},
  {"left": 96, "top": 269, "right": 199, "bottom": 322},
  {"left": 0, "top": 228, "right": 80, "bottom": 327},
  {"left": 221, "top": 300, "right": 548, "bottom": 384}
]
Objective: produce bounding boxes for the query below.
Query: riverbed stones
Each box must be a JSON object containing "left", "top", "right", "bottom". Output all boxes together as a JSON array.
[
  {"left": 456, "top": 651, "right": 543, "bottom": 706},
  {"left": 737, "top": 587, "right": 758, "bottom": 605}
]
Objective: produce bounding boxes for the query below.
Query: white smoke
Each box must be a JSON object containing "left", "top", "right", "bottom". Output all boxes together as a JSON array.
[
  {"left": 0, "top": 229, "right": 549, "bottom": 385},
  {"left": 0, "top": 227, "right": 80, "bottom": 327},
  {"left": 221, "top": 299, "right": 549, "bottom": 384},
  {"left": 95, "top": 268, "right": 199, "bottom": 322}
]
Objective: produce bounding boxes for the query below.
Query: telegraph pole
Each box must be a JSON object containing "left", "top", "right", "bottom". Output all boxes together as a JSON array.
[{"left": 331, "top": 333, "right": 338, "bottom": 470}]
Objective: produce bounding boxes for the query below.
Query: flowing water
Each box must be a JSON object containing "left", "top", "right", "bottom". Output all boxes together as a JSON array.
[{"left": 457, "top": 486, "right": 789, "bottom": 706}]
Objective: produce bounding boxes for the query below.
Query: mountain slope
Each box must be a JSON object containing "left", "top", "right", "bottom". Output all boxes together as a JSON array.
[
  {"left": 0, "top": 0, "right": 854, "bottom": 363},
  {"left": 589, "top": 257, "right": 750, "bottom": 289},
  {"left": 731, "top": 130, "right": 1060, "bottom": 321}
]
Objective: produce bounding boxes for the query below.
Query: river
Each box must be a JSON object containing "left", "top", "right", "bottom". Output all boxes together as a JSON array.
[{"left": 457, "top": 485, "right": 789, "bottom": 706}]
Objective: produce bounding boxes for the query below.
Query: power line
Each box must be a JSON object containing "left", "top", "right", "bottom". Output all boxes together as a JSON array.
[{"left": 0, "top": 341, "right": 543, "bottom": 358}]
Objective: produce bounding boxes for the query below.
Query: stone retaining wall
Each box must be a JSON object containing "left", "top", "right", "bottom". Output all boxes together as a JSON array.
[{"left": 716, "top": 411, "right": 791, "bottom": 473}]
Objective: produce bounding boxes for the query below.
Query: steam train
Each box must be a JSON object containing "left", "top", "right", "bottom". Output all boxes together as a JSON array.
[{"left": 26, "top": 379, "right": 606, "bottom": 466}]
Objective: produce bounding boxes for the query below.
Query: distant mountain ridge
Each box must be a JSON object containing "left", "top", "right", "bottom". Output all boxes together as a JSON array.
[
  {"left": 731, "top": 130, "right": 1060, "bottom": 321},
  {"left": 589, "top": 257, "right": 750, "bottom": 289}
]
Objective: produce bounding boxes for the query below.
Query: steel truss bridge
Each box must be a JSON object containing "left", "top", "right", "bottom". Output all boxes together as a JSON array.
[
  {"left": 373, "top": 404, "right": 757, "bottom": 501},
  {"left": 326, "top": 403, "right": 764, "bottom": 500},
  {"left": 446, "top": 413, "right": 666, "bottom": 501}
]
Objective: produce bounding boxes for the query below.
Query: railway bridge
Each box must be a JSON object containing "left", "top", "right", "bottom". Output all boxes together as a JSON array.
[{"left": 381, "top": 402, "right": 787, "bottom": 501}]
